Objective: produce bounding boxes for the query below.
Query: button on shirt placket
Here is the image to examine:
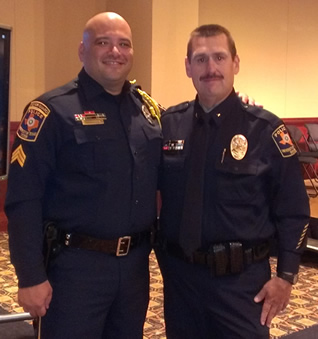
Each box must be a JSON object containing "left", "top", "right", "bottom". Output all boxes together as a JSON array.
[{"left": 133, "top": 149, "right": 139, "bottom": 205}]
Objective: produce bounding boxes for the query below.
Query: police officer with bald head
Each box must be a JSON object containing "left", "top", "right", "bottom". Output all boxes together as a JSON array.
[{"left": 6, "top": 12, "right": 162, "bottom": 338}]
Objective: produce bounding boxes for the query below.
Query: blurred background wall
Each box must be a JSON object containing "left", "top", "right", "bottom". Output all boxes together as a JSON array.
[{"left": 0, "top": 0, "right": 317, "bottom": 121}]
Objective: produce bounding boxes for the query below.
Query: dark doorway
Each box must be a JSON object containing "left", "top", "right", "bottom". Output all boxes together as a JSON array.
[{"left": 0, "top": 27, "right": 11, "bottom": 179}]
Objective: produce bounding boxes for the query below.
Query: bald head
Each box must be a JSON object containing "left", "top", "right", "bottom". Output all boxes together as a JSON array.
[
  {"left": 83, "top": 12, "right": 132, "bottom": 46},
  {"left": 79, "top": 12, "right": 134, "bottom": 95}
]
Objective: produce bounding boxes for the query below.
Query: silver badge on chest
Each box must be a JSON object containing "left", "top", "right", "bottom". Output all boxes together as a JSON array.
[{"left": 230, "top": 134, "right": 248, "bottom": 160}]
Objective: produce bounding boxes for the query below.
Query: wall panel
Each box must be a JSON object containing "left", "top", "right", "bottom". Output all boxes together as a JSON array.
[
  {"left": 151, "top": 0, "right": 199, "bottom": 107},
  {"left": 198, "top": 0, "right": 318, "bottom": 118},
  {"left": 285, "top": 0, "right": 318, "bottom": 117}
]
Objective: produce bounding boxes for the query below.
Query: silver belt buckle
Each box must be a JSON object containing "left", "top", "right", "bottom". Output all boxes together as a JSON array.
[{"left": 116, "top": 236, "right": 131, "bottom": 256}]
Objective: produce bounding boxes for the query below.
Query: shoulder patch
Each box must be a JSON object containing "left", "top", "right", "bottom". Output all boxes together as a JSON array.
[
  {"left": 272, "top": 124, "right": 297, "bottom": 158},
  {"left": 17, "top": 101, "right": 50, "bottom": 142}
]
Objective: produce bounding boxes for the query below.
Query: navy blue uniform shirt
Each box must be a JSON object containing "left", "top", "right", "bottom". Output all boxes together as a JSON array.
[
  {"left": 5, "top": 69, "right": 162, "bottom": 287},
  {"left": 159, "top": 90, "right": 309, "bottom": 274}
]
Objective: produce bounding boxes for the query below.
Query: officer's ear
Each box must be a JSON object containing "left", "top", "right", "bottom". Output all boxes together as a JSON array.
[
  {"left": 185, "top": 56, "right": 192, "bottom": 79},
  {"left": 78, "top": 42, "right": 85, "bottom": 62},
  {"left": 233, "top": 55, "right": 240, "bottom": 75}
]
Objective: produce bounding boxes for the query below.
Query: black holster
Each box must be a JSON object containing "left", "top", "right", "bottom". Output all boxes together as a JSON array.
[{"left": 43, "top": 221, "right": 63, "bottom": 268}]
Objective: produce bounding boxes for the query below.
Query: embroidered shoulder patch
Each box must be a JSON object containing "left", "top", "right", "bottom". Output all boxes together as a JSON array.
[
  {"left": 17, "top": 101, "right": 50, "bottom": 142},
  {"left": 272, "top": 124, "right": 297, "bottom": 158}
]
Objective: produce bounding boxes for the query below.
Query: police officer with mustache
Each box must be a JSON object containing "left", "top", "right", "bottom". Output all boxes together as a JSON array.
[{"left": 156, "top": 24, "right": 309, "bottom": 339}]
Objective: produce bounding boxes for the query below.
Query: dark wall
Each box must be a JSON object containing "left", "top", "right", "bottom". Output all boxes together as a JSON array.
[{"left": 0, "top": 27, "right": 11, "bottom": 179}]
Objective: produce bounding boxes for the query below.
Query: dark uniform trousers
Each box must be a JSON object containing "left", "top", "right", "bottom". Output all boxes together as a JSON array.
[
  {"left": 42, "top": 244, "right": 152, "bottom": 339},
  {"left": 156, "top": 248, "right": 270, "bottom": 339}
]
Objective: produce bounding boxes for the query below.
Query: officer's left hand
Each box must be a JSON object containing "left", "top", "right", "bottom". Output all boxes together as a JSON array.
[
  {"left": 236, "top": 92, "right": 263, "bottom": 107},
  {"left": 254, "top": 276, "right": 292, "bottom": 327}
]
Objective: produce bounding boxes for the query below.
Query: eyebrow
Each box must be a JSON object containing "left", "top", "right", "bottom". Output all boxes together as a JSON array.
[
  {"left": 95, "top": 36, "right": 132, "bottom": 45},
  {"left": 193, "top": 51, "right": 228, "bottom": 58},
  {"left": 193, "top": 53, "right": 208, "bottom": 59}
]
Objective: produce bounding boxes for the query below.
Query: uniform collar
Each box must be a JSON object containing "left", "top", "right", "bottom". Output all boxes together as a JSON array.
[
  {"left": 77, "top": 68, "right": 131, "bottom": 101},
  {"left": 196, "top": 89, "right": 238, "bottom": 127}
]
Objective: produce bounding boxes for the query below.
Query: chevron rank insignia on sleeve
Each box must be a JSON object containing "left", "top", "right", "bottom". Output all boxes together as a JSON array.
[{"left": 11, "top": 144, "right": 26, "bottom": 167}]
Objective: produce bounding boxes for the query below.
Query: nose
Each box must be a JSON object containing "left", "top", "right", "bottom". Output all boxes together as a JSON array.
[
  {"left": 206, "top": 57, "right": 216, "bottom": 72},
  {"left": 109, "top": 44, "right": 120, "bottom": 54}
]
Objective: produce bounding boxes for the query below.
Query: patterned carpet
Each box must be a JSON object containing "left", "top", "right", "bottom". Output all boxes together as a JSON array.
[{"left": 0, "top": 231, "right": 318, "bottom": 338}]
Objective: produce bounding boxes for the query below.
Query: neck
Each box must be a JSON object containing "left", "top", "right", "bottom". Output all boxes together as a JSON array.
[
  {"left": 102, "top": 80, "right": 125, "bottom": 95},
  {"left": 199, "top": 97, "right": 225, "bottom": 112},
  {"left": 198, "top": 89, "right": 234, "bottom": 111},
  {"left": 200, "top": 102, "right": 218, "bottom": 113}
]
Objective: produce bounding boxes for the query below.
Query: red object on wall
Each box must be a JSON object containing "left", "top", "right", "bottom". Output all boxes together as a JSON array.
[{"left": 283, "top": 117, "right": 318, "bottom": 179}]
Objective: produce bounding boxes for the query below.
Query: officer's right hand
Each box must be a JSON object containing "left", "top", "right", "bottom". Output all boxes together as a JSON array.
[{"left": 18, "top": 280, "right": 52, "bottom": 317}]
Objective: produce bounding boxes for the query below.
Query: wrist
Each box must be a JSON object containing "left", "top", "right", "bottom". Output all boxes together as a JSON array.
[{"left": 277, "top": 271, "right": 298, "bottom": 285}]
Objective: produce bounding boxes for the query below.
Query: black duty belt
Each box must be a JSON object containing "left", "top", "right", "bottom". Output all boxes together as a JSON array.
[
  {"left": 62, "top": 231, "right": 151, "bottom": 256},
  {"left": 161, "top": 240, "right": 270, "bottom": 276}
]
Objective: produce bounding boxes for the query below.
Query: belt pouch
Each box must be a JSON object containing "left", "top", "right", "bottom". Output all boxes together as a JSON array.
[
  {"left": 229, "top": 242, "right": 244, "bottom": 273},
  {"left": 213, "top": 244, "right": 228, "bottom": 276}
]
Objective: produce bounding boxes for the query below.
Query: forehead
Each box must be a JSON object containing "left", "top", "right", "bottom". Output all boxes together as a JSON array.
[
  {"left": 191, "top": 34, "right": 230, "bottom": 55},
  {"left": 87, "top": 18, "right": 132, "bottom": 41}
]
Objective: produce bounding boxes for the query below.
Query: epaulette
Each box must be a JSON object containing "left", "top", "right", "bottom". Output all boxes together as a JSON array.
[
  {"left": 130, "top": 80, "right": 163, "bottom": 128},
  {"left": 21, "top": 78, "right": 79, "bottom": 118},
  {"left": 163, "top": 101, "right": 192, "bottom": 117},
  {"left": 240, "top": 101, "right": 281, "bottom": 128},
  {"left": 38, "top": 78, "right": 79, "bottom": 103}
]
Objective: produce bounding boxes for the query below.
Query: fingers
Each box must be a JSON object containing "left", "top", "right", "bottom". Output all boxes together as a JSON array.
[
  {"left": 255, "top": 278, "right": 292, "bottom": 327},
  {"left": 255, "top": 102, "right": 263, "bottom": 108},
  {"left": 260, "top": 301, "right": 269, "bottom": 326},
  {"left": 18, "top": 281, "right": 53, "bottom": 318},
  {"left": 45, "top": 295, "right": 52, "bottom": 310},
  {"left": 254, "top": 287, "right": 266, "bottom": 304},
  {"left": 263, "top": 301, "right": 287, "bottom": 327},
  {"left": 259, "top": 300, "right": 281, "bottom": 327},
  {"left": 240, "top": 94, "right": 248, "bottom": 104},
  {"left": 27, "top": 305, "right": 47, "bottom": 318},
  {"left": 25, "top": 297, "right": 52, "bottom": 317},
  {"left": 19, "top": 298, "right": 49, "bottom": 317},
  {"left": 259, "top": 299, "right": 277, "bottom": 327}
]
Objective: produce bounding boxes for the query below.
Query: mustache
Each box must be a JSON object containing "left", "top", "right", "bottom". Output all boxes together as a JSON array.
[{"left": 200, "top": 73, "right": 223, "bottom": 81}]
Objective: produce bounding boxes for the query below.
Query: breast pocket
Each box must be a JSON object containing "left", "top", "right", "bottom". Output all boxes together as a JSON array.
[
  {"left": 162, "top": 154, "right": 186, "bottom": 171},
  {"left": 215, "top": 160, "right": 259, "bottom": 203},
  {"left": 73, "top": 125, "right": 118, "bottom": 172}
]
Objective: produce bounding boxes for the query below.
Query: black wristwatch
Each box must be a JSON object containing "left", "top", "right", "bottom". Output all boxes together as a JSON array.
[{"left": 277, "top": 271, "right": 298, "bottom": 285}]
